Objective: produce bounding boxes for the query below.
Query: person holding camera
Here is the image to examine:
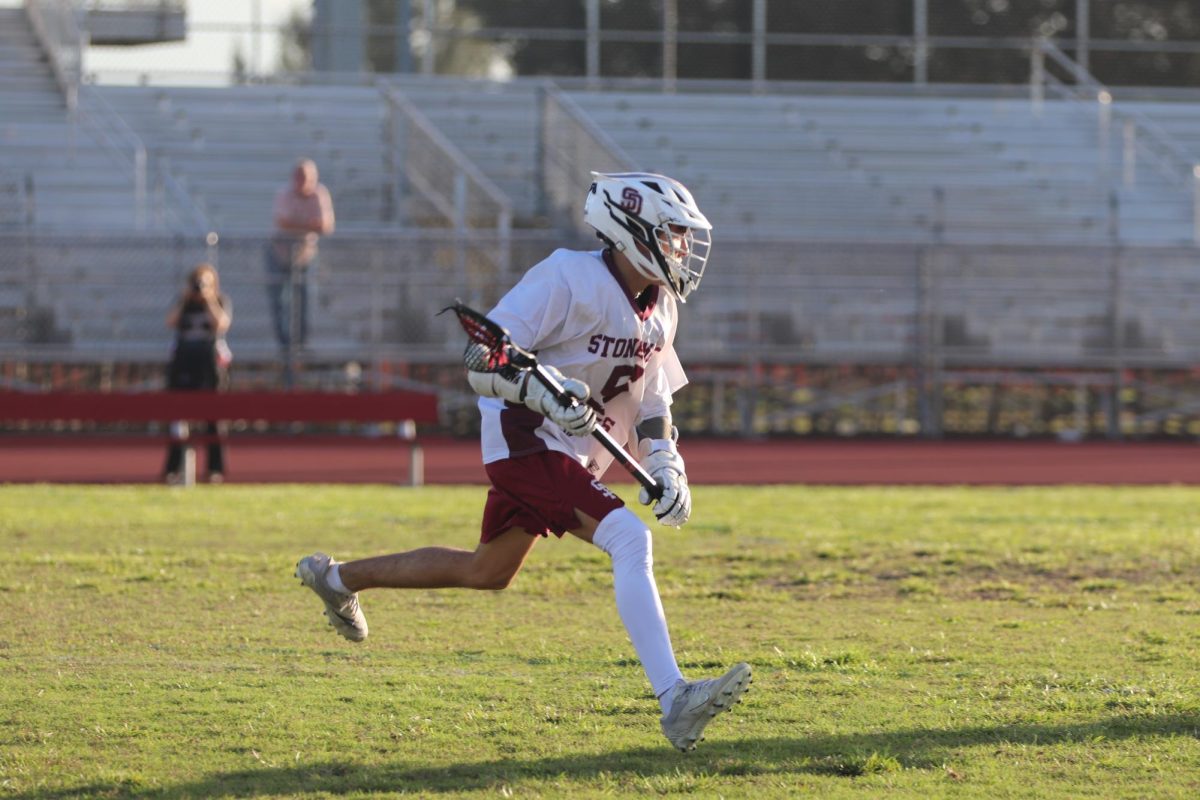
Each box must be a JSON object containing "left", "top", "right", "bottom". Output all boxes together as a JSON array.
[{"left": 163, "top": 263, "right": 233, "bottom": 485}]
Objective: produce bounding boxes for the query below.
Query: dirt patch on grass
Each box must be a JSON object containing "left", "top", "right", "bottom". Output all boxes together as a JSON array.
[{"left": 760, "top": 558, "right": 1194, "bottom": 602}]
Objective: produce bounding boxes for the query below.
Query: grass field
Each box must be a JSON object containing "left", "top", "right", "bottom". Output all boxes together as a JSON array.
[{"left": 2, "top": 484, "right": 1199, "bottom": 799}]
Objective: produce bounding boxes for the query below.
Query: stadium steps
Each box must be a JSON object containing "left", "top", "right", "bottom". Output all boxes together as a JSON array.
[
  {"left": 97, "top": 85, "right": 394, "bottom": 233},
  {"left": 0, "top": 8, "right": 154, "bottom": 234},
  {"left": 386, "top": 77, "right": 543, "bottom": 223}
]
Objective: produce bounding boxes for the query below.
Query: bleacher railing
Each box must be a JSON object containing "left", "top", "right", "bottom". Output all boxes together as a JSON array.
[
  {"left": 76, "top": 87, "right": 147, "bottom": 230},
  {"left": 539, "top": 83, "right": 639, "bottom": 231},
  {"left": 381, "top": 86, "right": 512, "bottom": 232},
  {"left": 73, "top": 88, "right": 211, "bottom": 235},
  {"left": 24, "top": 0, "right": 84, "bottom": 114},
  {"left": 380, "top": 85, "right": 512, "bottom": 295},
  {"left": 1031, "top": 38, "right": 1200, "bottom": 242}
]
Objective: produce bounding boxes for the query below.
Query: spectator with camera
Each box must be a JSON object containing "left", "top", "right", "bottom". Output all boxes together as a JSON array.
[{"left": 163, "top": 263, "right": 233, "bottom": 485}]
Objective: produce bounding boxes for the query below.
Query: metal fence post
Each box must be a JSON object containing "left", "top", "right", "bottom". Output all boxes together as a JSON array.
[
  {"left": 915, "top": 245, "right": 943, "bottom": 438},
  {"left": 741, "top": 253, "right": 762, "bottom": 436},
  {"left": 1097, "top": 90, "right": 1112, "bottom": 180},
  {"left": 930, "top": 247, "right": 945, "bottom": 437},
  {"left": 153, "top": 158, "right": 165, "bottom": 228},
  {"left": 370, "top": 246, "right": 383, "bottom": 351},
  {"left": 23, "top": 174, "right": 35, "bottom": 226},
  {"left": 932, "top": 185, "right": 946, "bottom": 241},
  {"left": 396, "top": 0, "right": 413, "bottom": 73},
  {"left": 1122, "top": 118, "right": 1136, "bottom": 187},
  {"left": 421, "top": 0, "right": 435, "bottom": 74},
  {"left": 535, "top": 83, "right": 548, "bottom": 219},
  {"left": 751, "top": 0, "right": 766, "bottom": 93},
  {"left": 382, "top": 91, "right": 398, "bottom": 223},
  {"left": 1107, "top": 188, "right": 1119, "bottom": 242},
  {"left": 585, "top": 0, "right": 600, "bottom": 88},
  {"left": 913, "top": 0, "right": 928, "bottom": 85},
  {"left": 452, "top": 170, "right": 468, "bottom": 233},
  {"left": 1076, "top": 0, "right": 1090, "bottom": 74},
  {"left": 1030, "top": 40, "right": 1045, "bottom": 118},
  {"left": 913, "top": 247, "right": 929, "bottom": 435},
  {"left": 1107, "top": 245, "right": 1124, "bottom": 439},
  {"left": 662, "top": 0, "right": 677, "bottom": 93},
  {"left": 133, "top": 146, "right": 146, "bottom": 230},
  {"left": 1193, "top": 165, "right": 1200, "bottom": 246}
]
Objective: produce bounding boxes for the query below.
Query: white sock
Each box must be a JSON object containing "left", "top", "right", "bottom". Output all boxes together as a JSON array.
[
  {"left": 592, "top": 508, "right": 684, "bottom": 699},
  {"left": 326, "top": 563, "right": 350, "bottom": 594}
]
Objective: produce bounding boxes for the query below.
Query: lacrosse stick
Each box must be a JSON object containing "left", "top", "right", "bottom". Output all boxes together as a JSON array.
[{"left": 442, "top": 300, "right": 662, "bottom": 500}]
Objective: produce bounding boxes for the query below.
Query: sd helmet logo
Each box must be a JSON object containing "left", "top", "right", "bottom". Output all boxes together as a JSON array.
[{"left": 619, "top": 187, "right": 643, "bottom": 216}]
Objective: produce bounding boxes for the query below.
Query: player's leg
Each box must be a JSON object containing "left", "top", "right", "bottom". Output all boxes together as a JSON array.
[
  {"left": 571, "top": 508, "right": 684, "bottom": 700},
  {"left": 295, "top": 454, "right": 573, "bottom": 642},
  {"left": 295, "top": 528, "right": 537, "bottom": 642},
  {"left": 338, "top": 526, "right": 538, "bottom": 591},
  {"left": 572, "top": 508, "right": 697, "bottom": 725},
  {"left": 572, "top": 507, "right": 751, "bottom": 752}
]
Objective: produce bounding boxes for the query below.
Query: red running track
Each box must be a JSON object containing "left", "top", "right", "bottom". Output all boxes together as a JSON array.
[{"left": 1, "top": 436, "right": 1198, "bottom": 485}]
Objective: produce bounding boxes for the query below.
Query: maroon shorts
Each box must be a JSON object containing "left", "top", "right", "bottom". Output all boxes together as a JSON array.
[{"left": 481, "top": 450, "right": 625, "bottom": 543}]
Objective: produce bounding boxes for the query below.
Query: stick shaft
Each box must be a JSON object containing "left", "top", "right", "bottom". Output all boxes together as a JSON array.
[
  {"left": 530, "top": 364, "right": 662, "bottom": 499},
  {"left": 449, "top": 302, "right": 662, "bottom": 500}
]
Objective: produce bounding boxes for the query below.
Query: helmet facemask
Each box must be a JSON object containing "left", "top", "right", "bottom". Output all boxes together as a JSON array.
[{"left": 652, "top": 222, "right": 710, "bottom": 301}]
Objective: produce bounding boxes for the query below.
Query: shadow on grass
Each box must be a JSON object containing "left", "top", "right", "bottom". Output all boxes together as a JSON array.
[{"left": 22, "top": 714, "right": 1200, "bottom": 799}]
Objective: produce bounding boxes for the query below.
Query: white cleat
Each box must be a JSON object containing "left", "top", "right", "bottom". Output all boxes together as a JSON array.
[
  {"left": 660, "top": 662, "right": 752, "bottom": 752},
  {"left": 295, "top": 552, "right": 368, "bottom": 642}
]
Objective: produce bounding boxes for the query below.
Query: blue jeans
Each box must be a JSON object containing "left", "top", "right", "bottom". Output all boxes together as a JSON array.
[{"left": 266, "top": 244, "right": 313, "bottom": 349}]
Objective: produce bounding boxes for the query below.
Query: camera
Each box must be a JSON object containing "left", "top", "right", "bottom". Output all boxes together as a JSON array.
[{"left": 191, "top": 279, "right": 203, "bottom": 292}]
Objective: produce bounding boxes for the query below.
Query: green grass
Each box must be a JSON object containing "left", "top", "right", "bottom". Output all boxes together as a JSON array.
[{"left": 2, "top": 484, "right": 1200, "bottom": 799}]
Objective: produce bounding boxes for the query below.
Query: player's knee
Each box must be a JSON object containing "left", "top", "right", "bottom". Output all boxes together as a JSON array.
[
  {"left": 473, "top": 574, "right": 514, "bottom": 591},
  {"left": 466, "top": 561, "right": 519, "bottom": 590},
  {"left": 592, "top": 507, "right": 653, "bottom": 570}
]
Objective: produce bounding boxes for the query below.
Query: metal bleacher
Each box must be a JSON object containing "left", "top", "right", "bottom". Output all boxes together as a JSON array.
[
  {"left": 384, "top": 76, "right": 545, "bottom": 224},
  {"left": 5, "top": 0, "right": 1200, "bottom": 381},
  {"left": 0, "top": 6, "right": 146, "bottom": 232},
  {"left": 569, "top": 90, "right": 923, "bottom": 241},
  {"left": 47, "top": 75, "right": 1200, "bottom": 250},
  {"left": 1, "top": 5, "right": 157, "bottom": 353},
  {"left": 0, "top": 5, "right": 60, "bottom": 124},
  {"left": 96, "top": 84, "right": 392, "bottom": 232},
  {"left": 567, "top": 89, "right": 1196, "bottom": 246}
]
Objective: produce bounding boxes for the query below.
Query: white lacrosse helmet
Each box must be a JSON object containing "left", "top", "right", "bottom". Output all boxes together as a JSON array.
[{"left": 583, "top": 171, "right": 712, "bottom": 302}]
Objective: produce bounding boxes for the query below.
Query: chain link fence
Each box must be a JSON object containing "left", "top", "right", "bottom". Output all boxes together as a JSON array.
[{"left": 4, "top": 230, "right": 1200, "bottom": 437}]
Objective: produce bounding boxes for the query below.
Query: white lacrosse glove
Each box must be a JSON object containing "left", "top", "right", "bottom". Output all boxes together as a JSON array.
[
  {"left": 523, "top": 365, "right": 598, "bottom": 437},
  {"left": 465, "top": 357, "right": 598, "bottom": 437},
  {"left": 637, "top": 430, "right": 691, "bottom": 527}
]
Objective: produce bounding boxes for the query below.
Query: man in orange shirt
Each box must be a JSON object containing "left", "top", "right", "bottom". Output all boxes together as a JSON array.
[{"left": 266, "top": 159, "right": 335, "bottom": 355}]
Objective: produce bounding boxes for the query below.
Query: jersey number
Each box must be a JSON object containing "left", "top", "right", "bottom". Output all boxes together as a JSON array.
[{"left": 600, "top": 364, "right": 645, "bottom": 403}]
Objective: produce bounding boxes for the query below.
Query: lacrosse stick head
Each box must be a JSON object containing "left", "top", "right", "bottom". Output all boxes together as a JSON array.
[{"left": 441, "top": 300, "right": 533, "bottom": 373}]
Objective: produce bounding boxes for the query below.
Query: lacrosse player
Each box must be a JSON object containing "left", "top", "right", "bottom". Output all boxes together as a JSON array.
[{"left": 297, "top": 172, "right": 750, "bottom": 752}]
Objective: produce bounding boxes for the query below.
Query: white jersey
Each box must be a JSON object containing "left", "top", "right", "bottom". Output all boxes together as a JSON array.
[{"left": 478, "top": 248, "right": 688, "bottom": 478}]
